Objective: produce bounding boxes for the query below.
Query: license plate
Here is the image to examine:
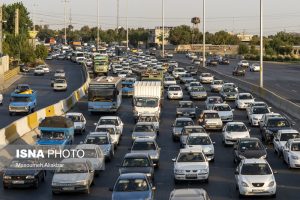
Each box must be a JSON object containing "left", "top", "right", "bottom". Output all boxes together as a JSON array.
[
  {"left": 186, "top": 174, "right": 197, "bottom": 178},
  {"left": 63, "top": 187, "right": 75, "bottom": 191},
  {"left": 184, "top": 113, "right": 190, "bottom": 116},
  {"left": 252, "top": 189, "right": 264, "bottom": 192},
  {"left": 12, "top": 180, "right": 25, "bottom": 184}
]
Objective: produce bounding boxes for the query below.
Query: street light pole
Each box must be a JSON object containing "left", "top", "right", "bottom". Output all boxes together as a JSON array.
[
  {"left": 260, "top": 0, "right": 264, "bottom": 88},
  {"left": 162, "top": 0, "right": 165, "bottom": 58},
  {"left": 64, "top": 0, "right": 67, "bottom": 45},
  {"left": 126, "top": 0, "right": 129, "bottom": 49},
  {"left": 97, "top": 0, "right": 100, "bottom": 50},
  {"left": 202, "top": 0, "right": 206, "bottom": 68}
]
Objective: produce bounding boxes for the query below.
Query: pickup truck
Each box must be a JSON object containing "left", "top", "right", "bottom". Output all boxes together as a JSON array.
[{"left": 9, "top": 87, "right": 37, "bottom": 116}]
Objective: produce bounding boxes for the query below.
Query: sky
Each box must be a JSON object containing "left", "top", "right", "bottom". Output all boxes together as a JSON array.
[{"left": 2, "top": 0, "right": 300, "bottom": 35}]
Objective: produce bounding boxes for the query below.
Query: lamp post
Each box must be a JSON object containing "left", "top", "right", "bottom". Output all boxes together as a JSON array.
[
  {"left": 260, "top": 0, "right": 264, "bottom": 88},
  {"left": 162, "top": 0, "right": 165, "bottom": 58},
  {"left": 126, "top": 0, "right": 129, "bottom": 49},
  {"left": 202, "top": 0, "right": 206, "bottom": 67}
]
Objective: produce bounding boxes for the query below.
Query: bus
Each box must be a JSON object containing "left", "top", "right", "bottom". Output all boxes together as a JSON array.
[{"left": 88, "top": 76, "right": 122, "bottom": 113}]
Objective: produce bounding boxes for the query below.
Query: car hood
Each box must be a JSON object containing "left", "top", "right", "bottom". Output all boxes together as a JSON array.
[
  {"left": 190, "top": 91, "right": 207, "bottom": 96},
  {"left": 74, "top": 122, "right": 84, "bottom": 127},
  {"left": 218, "top": 111, "right": 233, "bottom": 117},
  {"left": 10, "top": 102, "right": 30, "bottom": 106},
  {"left": 241, "top": 175, "right": 274, "bottom": 185},
  {"left": 132, "top": 132, "right": 156, "bottom": 138},
  {"left": 112, "top": 191, "right": 151, "bottom": 200},
  {"left": 131, "top": 150, "right": 159, "bottom": 158},
  {"left": 36, "top": 139, "right": 66, "bottom": 145},
  {"left": 52, "top": 173, "right": 89, "bottom": 183},
  {"left": 238, "top": 149, "right": 267, "bottom": 159},
  {"left": 186, "top": 145, "right": 214, "bottom": 154},
  {"left": 177, "top": 108, "right": 195, "bottom": 112},
  {"left": 4, "top": 169, "right": 40, "bottom": 176},
  {"left": 267, "top": 127, "right": 291, "bottom": 133},
  {"left": 175, "top": 162, "right": 208, "bottom": 170},
  {"left": 119, "top": 167, "right": 152, "bottom": 175},
  {"left": 238, "top": 99, "right": 254, "bottom": 104},
  {"left": 225, "top": 131, "right": 249, "bottom": 138}
]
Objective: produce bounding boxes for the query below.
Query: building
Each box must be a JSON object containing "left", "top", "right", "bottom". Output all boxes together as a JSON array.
[
  {"left": 148, "top": 26, "right": 173, "bottom": 47},
  {"left": 237, "top": 33, "right": 254, "bottom": 42}
]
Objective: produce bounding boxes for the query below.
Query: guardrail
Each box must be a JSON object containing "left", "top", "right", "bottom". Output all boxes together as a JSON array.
[
  {"left": 0, "top": 64, "right": 90, "bottom": 149},
  {"left": 201, "top": 66, "right": 300, "bottom": 120},
  {"left": 4, "top": 67, "right": 20, "bottom": 81}
]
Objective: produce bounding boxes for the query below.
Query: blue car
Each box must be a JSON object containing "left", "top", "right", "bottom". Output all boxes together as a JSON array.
[
  {"left": 111, "top": 173, "right": 155, "bottom": 200},
  {"left": 122, "top": 78, "right": 136, "bottom": 97}
]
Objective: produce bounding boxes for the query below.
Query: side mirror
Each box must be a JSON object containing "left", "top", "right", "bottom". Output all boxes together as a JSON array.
[
  {"left": 152, "top": 186, "right": 156, "bottom": 191},
  {"left": 212, "top": 142, "right": 216, "bottom": 144},
  {"left": 273, "top": 170, "right": 278, "bottom": 174},
  {"left": 90, "top": 169, "right": 94, "bottom": 173},
  {"left": 152, "top": 163, "right": 157, "bottom": 167},
  {"left": 172, "top": 158, "right": 176, "bottom": 162},
  {"left": 232, "top": 109, "right": 235, "bottom": 112}
]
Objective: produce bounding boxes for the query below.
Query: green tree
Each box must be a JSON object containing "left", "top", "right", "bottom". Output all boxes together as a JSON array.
[
  {"left": 35, "top": 45, "right": 48, "bottom": 60},
  {"left": 250, "top": 45, "right": 258, "bottom": 55},
  {"left": 238, "top": 43, "right": 249, "bottom": 55},
  {"left": 168, "top": 25, "right": 192, "bottom": 45}
]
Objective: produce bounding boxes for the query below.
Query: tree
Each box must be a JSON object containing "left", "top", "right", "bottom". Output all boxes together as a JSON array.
[
  {"left": 238, "top": 43, "right": 249, "bottom": 55},
  {"left": 35, "top": 45, "right": 48, "bottom": 60},
  {"left": 250, "top": 45, "right": 258, "bottom": 55},
  {"left": 168, "top": 25, "right": 192, "bottom": 45}
]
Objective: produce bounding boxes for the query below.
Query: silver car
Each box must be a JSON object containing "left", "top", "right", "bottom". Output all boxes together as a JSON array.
[
  {"left": 51, "top": 158, "right": 95, "bottom": 194},
  {"left": 169, "top": 188, "right": 211, "bottom": 200},
  {"left": 131, "top": 138, "right": 161, "bottom": 167},
  {"left": 132, "top": 122, "right": 157, "bottom": 141},
  {"left": 189, "top": 86, "right": 207, "bottom": 100}
]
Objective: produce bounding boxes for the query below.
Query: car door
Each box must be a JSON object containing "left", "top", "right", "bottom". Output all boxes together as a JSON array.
[
  {"left": 118, "top": 118, "right": 124, "bottom": 134},
  {"left": 283, "top": 142, "right": 290, "bottom": 163},
  {"left": 234, "top": 163, "right": 242, "bottom": 184},
  {"left": 96, "top": 147, "right": 105, "bottom": 170}
]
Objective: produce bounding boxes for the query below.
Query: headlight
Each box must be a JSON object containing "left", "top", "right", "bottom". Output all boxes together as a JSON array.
[
  {"left": 175, "top": 169, "right": 184, "bottom": 174},
  {"left": 291, "top": 155, "right": 299, "bottom": 160},
  {"left": 26, "top": 175, "right": 35, "bottom": 179},
  {"left": 146, "top": 173, "right": 152, "bottom": 177},
  {"left": 260, "top": 155, "right": 267, "bottom": 159},
  {"left": 207, "top": 149, "right": 214, "bottom": 154},
  {"left": 241, "top": 181, "right": 249, "bottom": 187},
  {"left": 25, "top": 106, "right": 29, "bottom": 110},
  {"left": 268, "top": 181, "right": 275, "bottom": 187},
  {"left": 199, "top": 169, "right": 208, "bottom": 174},
  {"left": 76, "top": 180, "right": 88, "bottom": 185},
  {"left": 3, "top": 176, "right": 11, "bottom": 180},
  {"left": 52, "top": 182, "right": 58, "bottom": 186},
  {"left": 239, "top": 155, "right": 246, "bottom": 159}
]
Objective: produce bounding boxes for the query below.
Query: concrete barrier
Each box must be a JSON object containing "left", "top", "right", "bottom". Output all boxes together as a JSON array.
[{"left": 0, "top": 64, "right": 90, "bottom": 149}]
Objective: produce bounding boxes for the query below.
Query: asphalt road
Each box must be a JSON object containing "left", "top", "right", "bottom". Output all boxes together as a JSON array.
[
  {"left": 0, "top": 60, "right": 85, "bottom": 129},
  {"left": 175, "top": 54, "right": 300, "bottom": 105},
  {"left": 1, "top": 65, "right": 300, "bottom": 200}
]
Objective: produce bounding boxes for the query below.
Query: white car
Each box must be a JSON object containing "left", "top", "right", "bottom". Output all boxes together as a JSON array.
[
  {"left": 235, "top": 93, "right": 255, "bottom": 109},
  {"left": 210, "top": 80, "right": 224, "bottom": 92},
  {"left": 163, "top": 76, "right": 177, "bottom": 88},
  {"left": 199, "top": 73, "right": 214, "bottom": 84},
  {"left": 95, "top": 116, "right": 124, "bottom": 135},
  {"left": 235, "top": 159, "right": 277, "bottom": 197},
  {"left": 222, "top": 122, "right": 250, "bottom": 146},
  {"left": 212, "top": 103, "right": 234, "bottom": 122},
  {"left": 250, "top": 63, "right": 261, "bottom": 72},
  {"left": 113, "top": 65, "right": 123, "bottom": 74},
  {"left": 167, "top": 85, "right": 183, "bottom": 100},
  {"left": 138, "top": 114, "right": 160, "bottom": 134},
  {"left": 172, "top": 68, "right": 187, "bottom": 79},
  {"left": 34, "top": 66, "right": 45, "bottom": 76},
  {"left": 169, "top": 188, "right": 210, "bottom": 200},
  {"left": 248, "top": 106, "right": 271, "bottom": 126},
  {"left": 54, "top": 69, "right": 65, "bottom": 78},
  {"left": 94, "top": 124, "right": 121, "bottom": 146},
  {"left": 53, "top": 79, "right": 67, "bottom": 91},
  {"left": 246, "top": 101, "right": 269, "bottom": 117},
  {"left": 0, "top": 93, "right": 3, "bottom": 105},
  {"left": 283, "top": 138, "right": 300, "bottom": 168},
  {"left": 205, "top": 96, "right": 223, "bottom": 110},
  {"left": 185, "top": 133, "right": 215, "bottom": 161},
  {"left": 238, "top": 60, "right": 250, "bottom": 68},
  {"left": 274, "top": 129, "right": 300, "bottom": 156},
  {"left": 198, "top": 110, "right": 223, "bottom": 131},
  {"left": 40, "top": 65, "right": 50, "bottom": 73},
  {"left": 187, "top": 81, "right": 201, "bottom": 93},
  {"left": 65, "top": 112, "right": 86, "bottom": 133},
  {"left": 173, "top": 148, "right": 209, "bottom": 183}
]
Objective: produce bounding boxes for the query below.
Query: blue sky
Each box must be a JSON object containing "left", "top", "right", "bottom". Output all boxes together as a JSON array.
[{"left": 2, "top": 0, "right": 300, "bottom": 35}]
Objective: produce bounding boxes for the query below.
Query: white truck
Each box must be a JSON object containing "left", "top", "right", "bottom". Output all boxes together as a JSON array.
[{"left": 133, "top": 81, "right": 162, "bottom": 120}]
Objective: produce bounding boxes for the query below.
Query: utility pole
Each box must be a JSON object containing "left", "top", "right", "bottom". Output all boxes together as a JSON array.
[
  {"left": 202, "top": 0, "right": 206, "bottom": 67},
  {"left": 33, "top": 2, "right": 37, "bottom": 31},
  {"left": 97, "top": 0, "right": 100, "bottom": 50},
  {"left": 63, "top": 0, "right": 67, "bottom": 45},
  {"left": 126, "top": 0, "right": 128, "bottom": 49},
  {"left": 162, "top": 0, "right": 165, "bottom": 58},
  {"left": 260, "top": 0, "right": 264, "bottom": 88},
  {"left": 15, "top": 8, "right": 19, "bottom": 36},
  {"left": 116, "top": 0, "right": 119, "bottom": 43},
  {"left": 0, "top": 5, "right": 3, "bottom": 55}
]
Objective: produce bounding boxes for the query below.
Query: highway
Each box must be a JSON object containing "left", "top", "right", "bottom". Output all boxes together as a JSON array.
[
  {"left": 0, "top": 60, "right": 85, "bottom": 129},
  {"left": 1, "top": 64, "right": 300, "bottom": 200},
  {"left": 175, "top": 54, "right": 300, "bottom": 106}
]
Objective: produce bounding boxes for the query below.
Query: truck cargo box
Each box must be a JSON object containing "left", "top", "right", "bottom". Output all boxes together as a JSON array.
[{"left": 134, "top": 81, "right": 161, "bottom": 98}]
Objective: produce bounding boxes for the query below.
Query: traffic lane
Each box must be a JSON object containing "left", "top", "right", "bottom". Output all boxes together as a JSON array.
[{"left": 0, "top": 60, "right": 85, "bottom": 129}]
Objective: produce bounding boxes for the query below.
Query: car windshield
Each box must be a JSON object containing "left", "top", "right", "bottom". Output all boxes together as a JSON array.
[
  {"left": 138, "top": 116, "right": 157, "bottom": 123},
  {"left": 76, "top": 149, "right": 98, "bottom": 158},
  {"left": 122, "top": 158, "right": 150, "bottom": 167},
  {"left": 239, "top": 94, "right": 253, "bottom": 99},
  {"left": 134, "top": 125, "right": 154, "bottom": 132},
  {"left": 99, "top": 119, "right": 118, "bottom": 125},
  {"left": 224, "top": 88, "right": 237, "bottom": 93},
  {"left": 183, "top": 127, "right": 205, "bottom": 135},
  {"left": 179, "top": 102, "right": 194, "bottom": 108},
  {"left": 204, "top": 113, "right": 219, "bottom": 119},
  {"left": 252, "top": 107, "right": 269, "bottom": 114},
  {"left": 267, "top": 119, "right": 289, "bottom": 127},
  {"left": 169, "top": 87, "right": 181, "bottom": 91},
  {"left": 56, "top": 162, "right": 88, "bottom": 173},
  {"left": 11, "top": 97, "right": 31, "bottom": 102},
  {"left": 202, "top": 74, "right": 212, "bottom": 77},
  {"left": 132, "top": 141, "right": 156, "bottom": 151},
  {"left": 226, "top": 124, "right": 247, "bottom": 132},
  {"left": 291, "top": 143, "right": 300, "bottom": 151},
  {"left": 177, "top": 152, "right": 205, "bottom": 162},
  {"left": 135, "top": 98, "right": 158, "bottom": 107},
  {"left": 41, "top": 131, "right": 65, "bottom": 140},
  {"left": 191, "top": 86, "right": 205, "bottom": 92},
  {"left": 241, "top": 163, "right": 272, "bottom": 175},
  {"left": 96, "top": 127, "right": 115, "bottom": 134},
  {"left": 213, "top": 80, "right": 223, "bottom": 85},
  {"left": 214, "top": 105, "right": 231, "bottom": 111},
  {"left": 85, "top": 136, "right": 108, "bottom": 145},
  {"left": 239, "top": 141, "right": 263, "bottom": 150},
  {"left": 187, "top": 136, "right": 211, "bottom": 145},
  {"left": 175, "top": 120, "right": 194, "bottom": 127},
  {"left": 208, "top": 98, "right": 222, "bottom": 104},
  {"left": 280, "top": 133, "right": 300, "bottom": 141},
  {"left": 165, "top": 77, "right": 175, "bottom": 81},
  {"left": 66, "top": 115, "right": 81, "bottom": 122},
  {"left": 115, "top": 178, "right": 149, "bottom": 192}
]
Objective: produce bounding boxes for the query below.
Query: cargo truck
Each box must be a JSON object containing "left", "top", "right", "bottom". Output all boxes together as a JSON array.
[
  {"left": 133, "top": 81, "right": 162, "bottom": 120},
  {"left": 93, "top": 54, "right": 109, "bottom": 76}
]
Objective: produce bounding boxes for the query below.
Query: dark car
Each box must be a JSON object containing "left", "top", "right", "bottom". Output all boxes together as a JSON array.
[
  {"left": 119, "top": 153, "right": 155, "bottom": 181},
  {"left": 19, "top": 64, "right": 30, "bottom": 73},
  {"left": 232, "top": 66, "right": 245, "bottom": 76},
  {"left": 176, "top": 101, "right": 197, "bottom": 118},
  {"left": 233, "top": 138, "right": 267, "bottom": 164},
  {"left": 261, "top": 117, "right": 292, "bottom": 144},
  {"left": 206, "top": 59, "right": 218, "bottom": 66},
  {"left": 219, "top": 58, "right": 230, "bottom": 65},
  {"left": 3, "top": 158, "right": 46, "bottom": 189}
]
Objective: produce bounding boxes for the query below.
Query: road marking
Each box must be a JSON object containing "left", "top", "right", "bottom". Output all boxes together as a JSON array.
[{"left": 291, "top": 90, "right": 297, "bottom": 93}]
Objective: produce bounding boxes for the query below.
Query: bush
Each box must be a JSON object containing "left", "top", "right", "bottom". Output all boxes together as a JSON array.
[
  {"left": 238, "top": 43, "right": 249, "bottom": 55},
  {"left": 35, "top": 44, "right": 48, "bottom": 60}
]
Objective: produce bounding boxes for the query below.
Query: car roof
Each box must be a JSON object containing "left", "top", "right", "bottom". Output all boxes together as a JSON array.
[
  {"left": 180, "top": 147, "right": 203, "bottom": 153},
  {"left": 124, "top": 153, "right": 150, "bottom": 159},
  {"left": 171, "top": 188, "right": 207, "bottom": 200},
  {"left": 207, "top": 96, "right": 221, "bottom": 99},
  {"left": 118, "top": 173, "right": 147, "bottom": 179},
  {"left": 189, "top": 132, "right": 209, "bottom": 137},
  {"left": 242, "top": 158, "right": 268, "bottom": 164},
  {"left": 135, "top": 122, "right": 154, "bottom": 126},
  {"left": 75, "top": 144, "right": 99, "bottom": 150},
  {"left": 89, "top": 132, "right": 109, "bottom": 136},
  {"left": 175, "top": 117, "right": 193, "bottom": 121},
  {"left": 239, "top": 93, "right": 252, "bottom": 95},
  {"left": 99, "top": 116, "right": 119, "bottom": 120},
  {"left": 179, "top": 101, "right": 193, "bottom": 103},
  {"left": 278, "top": 129, "right": 299, "bottom": 134},
  {"left": 184, "top": 126, "right": 204, "bottom": 129},
  {"left": 202, "top": 110, "right": 218, "bottom": 114},
  {"left": 227, "top": 122, "right": 245, "bottom": 125},
  {"left": 289, "top": 138, "right": 300, "bottom": 143},
  {"left": 60, "top": 158, "right": 88, "bottom": 164},
  {"left": 66, "top": 112, "right": 82, "bottom": 116},
  {"left": 134, "top": 138, "right": 156, "bottom": 143},
  {"left": 239, "top": 137, "right": 260, "bottom": 142},
  {"left": 96, "top": 124, "right": 116, "bottom": 128}
]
